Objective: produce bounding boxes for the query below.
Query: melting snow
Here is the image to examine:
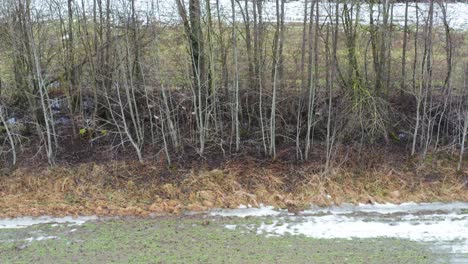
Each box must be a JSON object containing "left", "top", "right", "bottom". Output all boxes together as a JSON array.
[
  {"left": 143, "top": 1, "right": 468, "bottom": 30},
  {"left": 25, "top": 236, "right": 58, "bottom": 242},
  {"left": 304, "top": 202, "right": 468, "bottom": 215},
  {"left": 225, "top": 224, "right": 237, "bottom": 230},
  {"left": 28, "top": 1, "right": 468, "bottom": 30},
  {"left": 217, "top": 202, "right": 468, "bottom": 254},
  {"left": 257, "top": 214, "right": 467, "bottom": 242},
  {"left": 0, "top": 216, "right": 97, "bottom": 229},
  {"left": 210, "top": 204, "right": 286, "bottom": 218}
]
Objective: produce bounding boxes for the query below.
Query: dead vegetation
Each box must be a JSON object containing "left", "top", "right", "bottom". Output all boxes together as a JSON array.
[{"left": 1, "top": 148, "right": 466, "bottom": 218}]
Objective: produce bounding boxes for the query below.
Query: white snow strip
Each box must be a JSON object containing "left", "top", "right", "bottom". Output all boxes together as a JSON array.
[
  {"left": 217, "top": 202, "right": 468, "bottom": 254},
  {"left": 256, "top": 214, "right": 468, "bottom": 253},
  {"left": 211, "top": 202, "right": 468, "bottom": 218},
  {"left": 304, "top": 202, "right": 468, "bottom": 215},
  {"left": 210, "top": 205, "right": 286, "bottom": 218},
  {"left": 224, "top": 224, "right": 237, "bottom": 230},
  {"left": 0, "top": 216, "right": 97, "bottom": 229},
  {"left": 26, "top": 1, "right": 468, "bottom": 31},
  {"left": 257, "top": 214, "right": 468, "bottom": 241},
  {"left": 137, "top": 1, "right": 468, "bottom": 30},
  {"left": 25, "top": 236, "right": 58, "bottom": 243}
]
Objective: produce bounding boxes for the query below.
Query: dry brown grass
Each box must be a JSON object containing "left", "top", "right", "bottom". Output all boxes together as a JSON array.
[{"left": 0, "top": 154, "right": 467, "bottom": 218}]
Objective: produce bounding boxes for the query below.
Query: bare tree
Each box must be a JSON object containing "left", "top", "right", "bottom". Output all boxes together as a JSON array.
[
  {"left": 176, "top": 0, "right": 209, "bottom": 156},
  {"left": 295, "top": 0, "right": 309, "bottom": 160},
  {"left": 0, "top": 105, "right": 16, "bottom": 165},
  {"left": 269, "top": 0, "right": 285, "bottom": 158},
  {"left": 458, "top": 111, "right": 468, "bottom": 171},
  {"left": 400, "top": 0, "right": 409, "bottom": 95},
  {"left": 22, "top": 0, "right": 56, "bottom": 165},
  {"left": 411, "top": 2, "right": 421, "bottom": 156},
  {"left": 231, "top": 0, "right": 240, "bottom": 152},
  {"left": 304, "top": 0, "right": 317, "bottom": 160}
]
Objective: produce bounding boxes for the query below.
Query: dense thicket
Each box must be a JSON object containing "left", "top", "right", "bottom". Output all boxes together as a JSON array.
[{"left": 0, "top": 0, "right": 467, "bottom": 172}]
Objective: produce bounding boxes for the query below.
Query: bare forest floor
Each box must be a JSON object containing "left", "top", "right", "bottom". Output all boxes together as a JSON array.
[{"left": 0, "top": 145, "right": 467, "bottom": 218}]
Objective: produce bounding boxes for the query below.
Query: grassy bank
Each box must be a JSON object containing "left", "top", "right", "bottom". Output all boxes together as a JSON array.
[{"left": 0, "top": 147, "right": 467, "bottom": 218}]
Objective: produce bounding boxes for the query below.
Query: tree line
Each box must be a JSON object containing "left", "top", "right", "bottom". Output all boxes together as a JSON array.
[{"left": 0, "top": 0, "right": 467, "bottom": 172}]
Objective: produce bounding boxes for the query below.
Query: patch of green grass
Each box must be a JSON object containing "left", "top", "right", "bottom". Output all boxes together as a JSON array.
[{"left": 0, "top": 216, "right": 448, "bottom": 264}]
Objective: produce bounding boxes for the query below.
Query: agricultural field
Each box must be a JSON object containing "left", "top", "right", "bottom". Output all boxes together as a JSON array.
[{"left": 1, "top": 202, "right": 467, "bottom": 263}]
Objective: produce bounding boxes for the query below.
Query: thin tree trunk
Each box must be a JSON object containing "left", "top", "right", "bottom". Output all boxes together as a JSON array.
[
  {"left": 0, "top": 106, "right": 16, "bottom": 165},
  {"left": 401, "top": 0, "right": 409, "bottom": 95},
  {"left": 304, "top": 0, "right": 315, "bottom": 160},
  {"left": 231, "top": 0, "right": 240, "bottom": 152},
  {"left": 458, "top": 112, "right": 468, "bottom": 171}
]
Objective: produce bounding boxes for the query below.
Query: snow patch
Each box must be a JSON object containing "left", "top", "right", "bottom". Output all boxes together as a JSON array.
[
  {"left": 25, "top": 236, "right": 58, "bottom": 242},
  {"left": 210, "top": 205, "right": 286, "bottom": 218},
  {"left": 304, "top": 202, "right": 468, "bottom": 215},
  {"left": 257, "top": 214, "right": 468, "bottom": 243},
  {"left": 257, "top": 203, "right": 468, "bottom": 254},
  {"left": 29, "top": 1, "right": 468, "bottom": 30},
  {"left": 218, "top": 202, "right": 468, "bottom": 254},
  {"left": 224, "top": 224, "right": 237, "bottom": 230},
  {"left": 141, "top": 1, "right": 468, "bottom": 30},
  {"left": 0, "top": 216, "right": 97, "bottom": 229}
]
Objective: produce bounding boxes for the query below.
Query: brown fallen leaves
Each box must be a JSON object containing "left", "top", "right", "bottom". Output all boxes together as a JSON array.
[{"left": 0, "top": 158, "right": 467, "bottom": 218}]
